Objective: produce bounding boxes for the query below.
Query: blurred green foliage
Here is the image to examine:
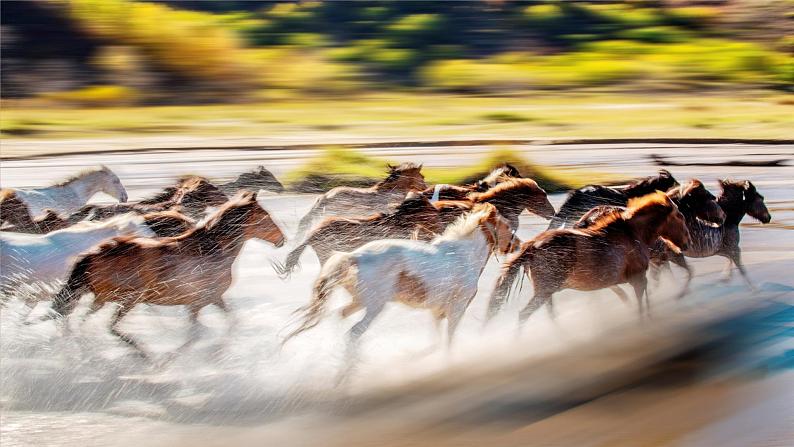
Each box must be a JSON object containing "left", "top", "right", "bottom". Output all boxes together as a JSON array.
[{"left": 5, "top": 0, "right": 793, "bottom": 104}]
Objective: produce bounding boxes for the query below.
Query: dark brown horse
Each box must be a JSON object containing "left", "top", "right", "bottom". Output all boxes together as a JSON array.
[
  {"left": 0, "top": 189, "right": 38, "bottom": 232},
  {"left": 433, "top": 178, "right": 556, "bottom": 230},
  {"left": 651, "top": 179, "right": 771, "bottom": 291},
  {"left": 547, "top": 169, "right": 678, "bottom": 230},
  {"left": 48, "top": 191, "right": 286, "bottom": 359},
  {"left": 294, "top": 163, "right": 428, "bottom": 239},
  {"left": 421, "top": 163, "right": 522, "bottom": 202},
  {"left": 487, "top": 192, "right": 690, "bottom": 323},
  {"left": 274, "top": 192, "right": 442, "bottom": 277},
  {"left": 574, "top": 180, "right": 725, "bottom": 229}
]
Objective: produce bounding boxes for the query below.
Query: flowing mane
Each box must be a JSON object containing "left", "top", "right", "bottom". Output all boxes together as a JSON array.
[
  {"left": 586, "top": 191, "right": 672, "bottom": 231},
  {"left": 51, "top": 166, "right": 110, "bottom": 187},
  {"left": 375, "top": 162, "right": 423, "bottom": 186},
  {"left": 622, "top": 169, "right": 676, "bottom": 197},
  {"left": 468, "top": 178, "right": 541, "bottom": 202},
  {"left": 437, "top": 204, "right": 494, "bottom": 240}
]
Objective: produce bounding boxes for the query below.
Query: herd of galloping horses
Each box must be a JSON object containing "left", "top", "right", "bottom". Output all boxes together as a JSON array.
[{"left": 0, "top": 161, "right": 771, "bottom": 369}]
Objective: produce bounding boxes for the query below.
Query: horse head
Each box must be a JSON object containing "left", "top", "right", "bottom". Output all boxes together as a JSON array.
[
  {"left": 98, "top": 166, "right": 129, "bottom": 203},
  {"left": 719, "top": 179, "right": 771, "bottom": 224},
  {"left": 235, "top": 166, "right": 285, "bottom": 193},
  {"left": 210, "top": 191, "right": 286, "bottom": 247},
  {"left": 382, "top": 163, "right": 427, "bottom": 192}
]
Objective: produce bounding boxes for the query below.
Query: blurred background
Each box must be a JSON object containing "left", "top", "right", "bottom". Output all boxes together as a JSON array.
[
  {"left": 1, "top": 2, "right": 793, "bottom": 447},
  {"left": 2, "top": 0, "right": 793, "bottom": 148}
]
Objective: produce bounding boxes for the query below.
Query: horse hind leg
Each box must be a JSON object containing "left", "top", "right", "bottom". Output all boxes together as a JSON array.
[
  {"left": 610, "top": 285, "right": 630, "bottom": 304},
  {"left": 337, "top": 302, "right": 385, "bottom": 386},
  {"left": 518, "top": 291, "right": 553, "bottom": 326}
]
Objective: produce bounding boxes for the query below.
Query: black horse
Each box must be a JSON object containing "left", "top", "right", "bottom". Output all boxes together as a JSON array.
[
  {"left": 651, "top": 179, "right": 771, "bottom": 293},
  {"left": 547, "top": 169, "right": 678, "bottom": 230}
]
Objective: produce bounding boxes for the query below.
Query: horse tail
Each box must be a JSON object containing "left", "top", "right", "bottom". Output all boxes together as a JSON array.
[
  {"left": 294, "top": 196, "right": 325, "bottom": 240},
  {"left": 282, "top": 252, "right": 353, "bottom": 345},
  {"left": 485, "top": 247, "right": 534, "bottom": 323},
  {"left": 48, "top": 256, "right": 93, "bottom": 319},
  {"left": 271, "top": 239, "right": 310, "bottom": 279}
]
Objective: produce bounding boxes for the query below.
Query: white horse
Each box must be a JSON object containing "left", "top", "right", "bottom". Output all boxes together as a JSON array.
[
  {"left": 283, "top": 203, "right": 520, "bottom": 373},
  {"left": 6, "top": 166, "right": 128, "bottom": 218},
  {"left": 1, "top": 214, "right": 155, "bottom": 309}
]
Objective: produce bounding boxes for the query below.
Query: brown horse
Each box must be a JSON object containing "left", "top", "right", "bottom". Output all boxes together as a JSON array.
[
  {"left": 433, "top": 178, "right": 556, "bottom": 230},
  {"left": 48, "top": 191, "right": 286, "bottom": 359},
  {"left": 0, "top": 189, "right": 39, "bottom": 232},
  {"left": 294, "top": 163, "right": 427, "bottom": 239},
  {"left": 274, "top": 192, "right": 442, "bottom": 277},
  {"left": 71, "top": 176, "right": 228, "bottom": 222},
  {"left": 421, "top": 163, "right": 522, "bottom": 202},
  {"left": 651, "top": 179, "right": 771, "bottom": 291},
  {"left": 487, "top": 192, "right": 690, "bottom": 323},
  {"left": 574, "top": 179, "right": 724, "bottom": 300}
]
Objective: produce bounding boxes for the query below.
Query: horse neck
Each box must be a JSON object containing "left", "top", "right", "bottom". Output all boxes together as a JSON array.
[
  {"left": 718, "top": 194, "right": 745, "bottom": 227},
  {"left": 374, "top": 179, "right": 410, "bottom": 193},
  {"left": 622, "top": 215, "right": 662, "bottom": 246},
  {"left": 62, "top": 172, "right": 106, "bottom": 202},
  {"left": 195, "top": 222, "right": 248, "bottom": 256}
]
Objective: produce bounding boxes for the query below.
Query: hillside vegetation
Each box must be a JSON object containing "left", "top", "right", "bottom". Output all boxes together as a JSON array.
[{"left": 3, "top": 0, "right": 792, "bottom": 104}]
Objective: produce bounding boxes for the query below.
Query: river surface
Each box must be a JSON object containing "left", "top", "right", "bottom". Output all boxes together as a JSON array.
[{"left": 1, "top": 143, "right": 792, "bottom": 446}]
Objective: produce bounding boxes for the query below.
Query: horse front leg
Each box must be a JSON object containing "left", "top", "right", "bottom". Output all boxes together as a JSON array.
[
  {"left": 629, "top": 274, "right": 649, "bottom": 319},
  {"left": 109, "top": 304, "right": 150, "bottom": 360},
  {"left": 729, "top": 249, "right": 756, "bottom": 292},
  {"left": 518, "top": 291, "right": 553, "bottom": 326},
  {"left": 670, "top": 254, "right": 692, "bottom": 299}
]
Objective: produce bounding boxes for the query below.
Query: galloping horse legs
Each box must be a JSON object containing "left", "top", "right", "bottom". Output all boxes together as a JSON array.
[
  {"left": 728, "top": 249, "right": 756, "bottom": 291},
  {"left": 609, "top": 285, "right": 630, "bottom": 304},
  {"left": 518, "top": 292, "right": 553, "bottom": 325},
  {"left": 629, "top": 274, "right": 650, "bottom": 318},
  {"left": 671, "top": 254, "right": 693, "bottom": 299},
  {"left": 109, "top": 304, "right": 150, "bottom": 359},
  {"left": 337, "top": 303, "right": 385, "bottom": 385}
]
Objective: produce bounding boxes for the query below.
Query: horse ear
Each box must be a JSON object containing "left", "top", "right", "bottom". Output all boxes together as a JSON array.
[
  {"left": 417, "top": 163, "right": 423, "bottom": 170},
  {"left": 744, "top": 180, "right": 754, "bottom": 191},
  {"left": 386, "top": 163, "right": 396, "bottom": 172},
  {"left": 659, "top": 169, "right": 671, "bottom": 177}
]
